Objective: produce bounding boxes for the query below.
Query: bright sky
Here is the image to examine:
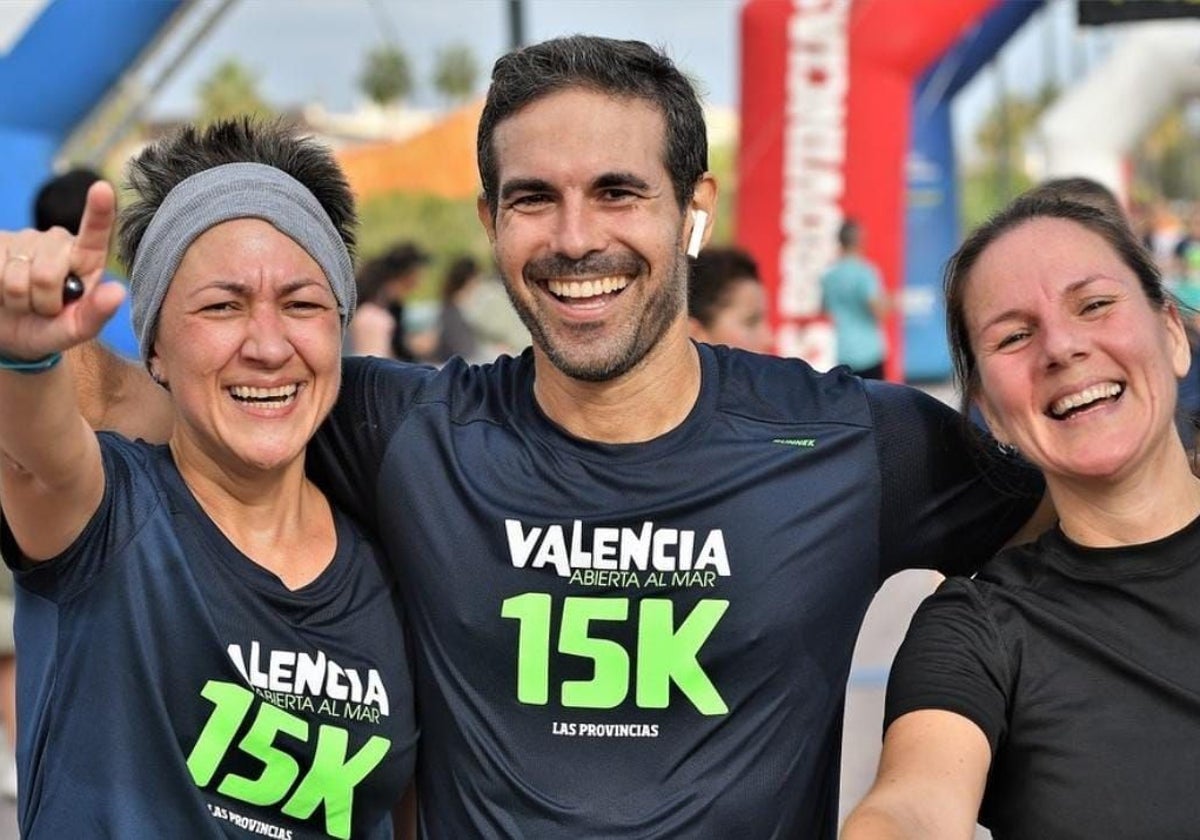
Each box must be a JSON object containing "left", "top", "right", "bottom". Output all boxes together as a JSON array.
[
  {"left": 141, "top": 0, "right": 1117, "bottom": 162},
  {"left": 149, "top": 0, "right": 744, "bottom": 116}
]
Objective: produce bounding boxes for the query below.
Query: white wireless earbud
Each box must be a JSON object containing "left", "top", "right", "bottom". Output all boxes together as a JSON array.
[{"left": 686, "top": 209, "right": 709, "bottom": 258}]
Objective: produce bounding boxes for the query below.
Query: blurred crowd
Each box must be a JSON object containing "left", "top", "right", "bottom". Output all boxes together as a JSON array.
[
  {"left": 347, "top": 242, "right": 531, "bottom": 365},
  {"left": 1132, "top": 198, "right": 1200, "bottom": 426},
  {"left": 1134, "top": 197, "right": 1200, "bottom": 306}
]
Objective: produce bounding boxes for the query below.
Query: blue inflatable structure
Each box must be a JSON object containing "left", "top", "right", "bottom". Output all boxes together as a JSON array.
[{"left": 0, "top": 0, "right": 182, "bottom": 229}]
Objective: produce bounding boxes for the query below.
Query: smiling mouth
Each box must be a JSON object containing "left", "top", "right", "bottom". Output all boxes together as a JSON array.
[
  {"left": 1047, "top": 382, "right": 1124, "bottom": 419},
  {"left": 229, "top": 384, "right": 300, "bottom": 409},
  {"left": 546, "top": 276, "right": 630, "bottom": 301}
]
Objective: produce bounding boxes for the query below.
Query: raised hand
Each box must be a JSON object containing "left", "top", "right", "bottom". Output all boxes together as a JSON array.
[{"left": 0, "top": 181, "right": 127, "bottom": 360}]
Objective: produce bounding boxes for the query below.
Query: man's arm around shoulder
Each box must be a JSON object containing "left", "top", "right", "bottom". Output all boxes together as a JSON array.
[{"left": 68, "top": 341, "right": 173, "bottom": 442}]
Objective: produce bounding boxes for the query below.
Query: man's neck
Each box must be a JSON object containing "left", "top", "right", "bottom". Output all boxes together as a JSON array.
[{"left": 531, "top": 327, "right": 702, "bottom": 444}]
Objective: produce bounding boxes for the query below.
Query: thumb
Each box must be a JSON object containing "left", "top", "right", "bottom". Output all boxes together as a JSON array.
[{"left": 69, "top": 281, "right": 128, "bottom": 346}]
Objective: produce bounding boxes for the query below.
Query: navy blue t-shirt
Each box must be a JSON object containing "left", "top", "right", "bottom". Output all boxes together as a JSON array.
[
  {"left": 308, "top": 345, "right": 1041, "bottom": 839},
  {"left": 4, "top": 434, "right": 416, "bottom": 839}
]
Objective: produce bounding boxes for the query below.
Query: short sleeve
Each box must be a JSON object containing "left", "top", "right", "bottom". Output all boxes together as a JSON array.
[
  {"left": 862, "top": 262, "right": 882, "bottom": 299},
  {"left": 868, "top": 380, "right": 1044, "bottom": 580},
  {"left": 884, "top": 577, "right": 1011, "bottom": 754},
  {"left": 308, "top": 356, "right": 435, "bottom": 535},
  {"left": 4, "top": 434, "right": 160, "bottom": 602}
]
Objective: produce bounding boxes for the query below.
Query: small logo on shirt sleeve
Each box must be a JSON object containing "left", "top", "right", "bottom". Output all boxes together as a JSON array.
[{"left": 771, "top": 437, "right": 817, "bottom": 448}]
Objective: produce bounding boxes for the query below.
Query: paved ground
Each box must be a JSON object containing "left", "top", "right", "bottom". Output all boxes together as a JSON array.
[
  {"left": 840, "top": 569, "right": 994, "bottom": 838},
  {"left": 0, "top": 380, "right": 987, "bottom": 839}
]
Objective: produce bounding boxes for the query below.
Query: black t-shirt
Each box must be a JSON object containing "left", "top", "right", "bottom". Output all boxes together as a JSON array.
[
  {"left": 886, "top": 514, "right": 1200, "bottom": 838},
  {"left": 5, "top": 435, "right": 416, "bottom": 839},
  {"left": 308, "top": 345, "right": 1041, "bottom": 839}
]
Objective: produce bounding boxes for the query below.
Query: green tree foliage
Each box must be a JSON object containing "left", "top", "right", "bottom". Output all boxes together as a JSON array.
[
  {"left": 1135, "top": 103, "right": 1200, "bottom": 201},
  {"left": 360, "top": 45, "right": 414, "bottom": 107},
  {"left": 197, "top": 58, "right": 273, "bottom": 125},
  {"left": 962, "top": 83, "right": 1057, "bottom": 228},
  {"left": 357, "top": 192, "right": 491, "bottom": 301},
  {"left": 707, "top": 138, "right": 737, "bottom": 245},
  {"left": 973, "top": 85, "right": 1057, "bottom": 164},
  {"left": 433, "top": 43, "right": 479, "bottom": 104}
]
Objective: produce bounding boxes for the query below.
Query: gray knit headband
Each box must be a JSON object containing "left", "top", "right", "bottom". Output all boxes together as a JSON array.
[{"left": 129, "top": 161, "right": 356, "bottom": 363}]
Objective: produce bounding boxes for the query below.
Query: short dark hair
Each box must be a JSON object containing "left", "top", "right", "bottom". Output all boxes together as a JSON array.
[
  {"left": 837, "top": 219, "right": 861, "bottom": 250},
  {"left": 356, "top": 241, "right": 429, "bottom": 303},
  {"left": 688, "top": 247, "right": 760, "bottom": 327},
  {"left": 117, "top": 118, "right": 356, "bottom": 271},
  {"left": 441, "top": 255, "right": 479, "bottom": 305},
  {"left": 33, "top": 168, "right": 102, "bottom": 233},
  {"left": 945, "top": 194, "right": 1163, "bottom": 410},
  {"left": 477, "top": 35, "right": 708, "bottom": 216},
  {"left": 1024, "top": 176, "right": 1123, "bottom": 218}
]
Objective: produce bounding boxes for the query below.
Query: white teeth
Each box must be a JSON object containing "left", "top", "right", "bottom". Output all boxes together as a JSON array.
[
  {"left": 1050, "top": 382, "right": 1123, "bottom": 417},
  {"left": 547, "top": 276, "right": 629, "bottom": 299},
  {"left": 230, "top": 384, "right": 299, "bottom": 407}
]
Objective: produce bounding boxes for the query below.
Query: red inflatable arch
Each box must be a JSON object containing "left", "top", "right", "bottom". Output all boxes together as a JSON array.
[{"left": 737, "top": 0, "right": 997, "bottom": 378}]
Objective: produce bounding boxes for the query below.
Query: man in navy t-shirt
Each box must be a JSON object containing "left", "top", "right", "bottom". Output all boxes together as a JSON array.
[
  {"left": 80, "top": 35, "right": 1048, "bottom": 839},
  {"left": 302, "top": 36, "right": 1047, "bottom": 839}
]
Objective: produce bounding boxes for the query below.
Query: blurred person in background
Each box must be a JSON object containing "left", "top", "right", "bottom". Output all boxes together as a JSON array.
[
  {"left": 1025, "top": 175, "right": 1123, "bottom": 216},
  {"left": 686, "top": 246, "right": 773, "bottom": 353},
  {"left": 458, "top": 260, "right": 531, "bottom": 359},
  {"left": 1172, "top": 207, "right": 1200, "bottom": 290},
  {"left": 349, "top": 242, "right": 434, "bottom": 361},
  {"left": 34, "top": 168, "right": 139, "bottom": 360},
  {"left": 820, "top": 218, "right": 889, "bottom": 379},
  {"left": 349, "top": 254, "right": 398, "bottom": 358},
  {"left": 434, "top": 255, "right": 482, "bottom": 363}
]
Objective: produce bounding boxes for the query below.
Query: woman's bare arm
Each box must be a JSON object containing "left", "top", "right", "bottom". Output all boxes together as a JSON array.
[
  {"left": 841, "top": 709, "right": 990, "bottom": 840},
  {"left": 0, "top": 183, "right": 128, "bottom": 559}
]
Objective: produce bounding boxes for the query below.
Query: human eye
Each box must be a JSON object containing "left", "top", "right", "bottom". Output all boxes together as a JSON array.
[
  {"left": 1080, "top": 297, "right": 1115, "bottom": 315},
  {"left": 199, "top": 300, "right": 238, "bottom": 314},
  {"left": 284, "top": 284, "right": 335, "bottom": 314},
  {"left": 506, "top": 193, "right": 552, "bottom": 211},
  {"left": 599, "top": 187, "right": 638, "bottom": 202},
  {"left": 287, "top": 298, "right": 333, "bottom": 316},
  {"left": 994, "top": 329, "right": 1030, "bottom": 350}
]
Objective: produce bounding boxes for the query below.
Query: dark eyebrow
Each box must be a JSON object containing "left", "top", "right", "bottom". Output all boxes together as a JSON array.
[
  {"left": 594, "top": 171, "right": 652, "bottom": 192},
  {"left": 499, "top": 178, "right": 555, "bottom": 201},
  {"left": 281, "top": 278, "right": 330, "bottom": 295},
  {"left": 192, "top": 278, "right": 327, "bottom": 297},
  {"left": 977, "top": 275, "right": 1114, "bottom": 332},
  {"left": 196, "top": 280, "right": 252, "bottom": 296}
]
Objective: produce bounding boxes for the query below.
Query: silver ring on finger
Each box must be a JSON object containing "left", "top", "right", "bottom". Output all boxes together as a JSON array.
[{"left": 6, "top": 254, "right": 32, "bottom": 264}]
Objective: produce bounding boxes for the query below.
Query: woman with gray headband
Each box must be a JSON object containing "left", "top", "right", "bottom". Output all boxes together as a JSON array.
[{"left": 0, "top": 119, "right": 415, "bottom": 838}]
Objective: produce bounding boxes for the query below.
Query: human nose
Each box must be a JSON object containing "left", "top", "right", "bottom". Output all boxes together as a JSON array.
[
  {"left": 242, "top": 305, "right": 294, "bottom": 365},
  {"left": 551, "top": 195, "right": 604, "bottom": 260},
  {"left": 1038, "top": 314, "right": 1087, "bottom": 369}
]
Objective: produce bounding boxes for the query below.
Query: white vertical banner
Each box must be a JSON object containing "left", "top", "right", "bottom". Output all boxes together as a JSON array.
[{"left": 776, "top": 0, "right": 850, "bottom": 367}]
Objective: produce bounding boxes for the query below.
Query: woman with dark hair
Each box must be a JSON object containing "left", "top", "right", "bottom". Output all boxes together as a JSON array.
[
  {"left": 686, "top": 246, "right": 772, "bottom": 353},
  {"left": 348, "top": 242, "right": 430, "bottom": 361},
  {"left": 843, "top": 194, "right": 1200, "bottom": 837}
]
